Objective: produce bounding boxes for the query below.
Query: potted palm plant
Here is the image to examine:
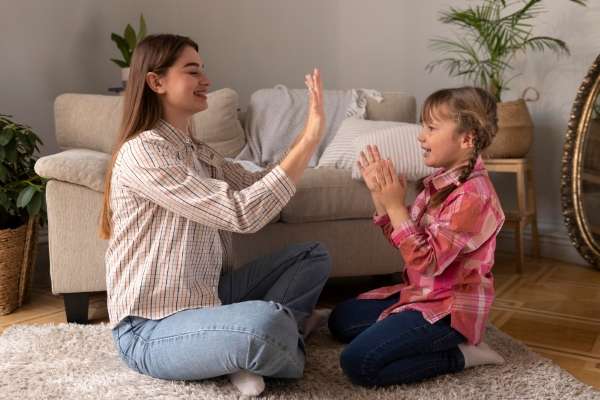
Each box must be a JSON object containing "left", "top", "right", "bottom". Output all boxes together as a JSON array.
[
  {"left": 110, "top": 14, "right": 147, "bottom": 87},
  {"left": 0, "top": 114, "right": 46, "bottom": 315},
  {"left": 427, "top": 0, "right": 587, "bottom": 158}
]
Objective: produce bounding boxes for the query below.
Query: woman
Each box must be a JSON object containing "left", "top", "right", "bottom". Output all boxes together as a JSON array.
[{"left": 99, "top": 34, "right": 331, "bottom": 396}]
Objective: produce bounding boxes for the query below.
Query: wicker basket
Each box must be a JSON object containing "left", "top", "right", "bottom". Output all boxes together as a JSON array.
[
  {"left": 483, "top": 99, "right": 534, "bottom": 159},
  {"left": 0, "top": 217, "right": 39, "bottom": 315}
]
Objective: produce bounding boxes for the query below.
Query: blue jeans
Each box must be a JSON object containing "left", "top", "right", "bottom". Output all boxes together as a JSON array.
[
  {"left": 328, "top": 295, "right": 466, "bottom": 387},
  {"left": 112, "top": 241, "right": 331, "bottom": 381}
]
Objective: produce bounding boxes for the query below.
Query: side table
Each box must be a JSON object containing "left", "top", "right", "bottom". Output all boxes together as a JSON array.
[{"left": 484, "top": 158, "right": 540, "bottom": 272}]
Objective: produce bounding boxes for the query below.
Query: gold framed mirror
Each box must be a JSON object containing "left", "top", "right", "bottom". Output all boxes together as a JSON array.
[{"left": 562, "top": 53, "right": 600, "bottom": 268}]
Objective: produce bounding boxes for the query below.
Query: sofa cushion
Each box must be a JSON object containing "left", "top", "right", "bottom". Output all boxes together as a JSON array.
[
  {"left": 34, "top": 149, "right": 109, "bottom": 192},
  {"left": 318, "top": 118, "right": 403, "bottom": 169},
  {"left": 280, "top": 167, "right": 371, "bottom": 223},
  {"left": 190, "top": 88, "right": 246, "bottom": 158},
  {"left": 280, "top": 167, "right": 417, "bottom": 223},
  {"left": 281, "top": 168, "right": 415, "bottom": 223},
  {"left": 55, "top": 94, "right": 123, "bottom": 153},
  {"left": 54, "top": 89, "right": 245, "bottom": 155},
  {"left": 351, "top": 124, "right": 436, "bottom": 182},
  {"left": 365, "top": 92, "right": 417, "bottom": 123}
]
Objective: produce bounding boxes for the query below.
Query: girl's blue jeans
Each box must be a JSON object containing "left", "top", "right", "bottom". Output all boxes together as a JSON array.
[
  {"left": 111, "top": 241, "right": 331, "bottom": 381},
  {"left": 328, "top": 295, "right": 466, "bottom": 387}
]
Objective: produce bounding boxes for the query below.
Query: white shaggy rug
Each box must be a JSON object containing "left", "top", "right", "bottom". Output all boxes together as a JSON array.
[{"left": 0, "top": 323, "right": 598, "bottom": 400}]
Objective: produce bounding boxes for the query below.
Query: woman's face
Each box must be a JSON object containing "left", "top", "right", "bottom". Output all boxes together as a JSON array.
[{"left": 149, "top": 46, "right": 211, "bottom": 116}]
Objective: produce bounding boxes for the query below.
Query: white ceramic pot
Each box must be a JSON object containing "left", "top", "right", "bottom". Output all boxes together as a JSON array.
[{"left": 121, "top": 67, "right": 130, "bottom": 87}]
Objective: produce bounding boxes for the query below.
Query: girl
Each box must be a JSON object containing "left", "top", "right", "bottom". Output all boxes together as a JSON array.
[
  {"left": 100, "top": 34, "right": 331, "bottom": 397},
  {"left": 328, "top": 87, "right": 506, "bottom": 387}
]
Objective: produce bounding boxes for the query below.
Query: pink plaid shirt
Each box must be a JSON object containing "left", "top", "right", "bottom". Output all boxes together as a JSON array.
[{"left": 357, "top": 157, "right": 504, "bottom": 344}]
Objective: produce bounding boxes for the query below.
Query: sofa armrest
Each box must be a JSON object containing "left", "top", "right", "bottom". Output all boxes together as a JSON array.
[{"left": 34, "top": 149, "right": 109, "bottom": 192}]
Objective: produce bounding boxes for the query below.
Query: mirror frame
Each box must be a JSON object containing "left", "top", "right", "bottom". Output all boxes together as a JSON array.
[{"left": 561, "top": 53, "right": 600, "bottom": 268}]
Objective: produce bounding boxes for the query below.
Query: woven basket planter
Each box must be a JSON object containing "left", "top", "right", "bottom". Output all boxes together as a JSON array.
[
  {"left": 483, "top": 99, "right": 534, "bottom": 159},
  {"left": 0, "top": 217, "right": 39, "bottom": 315}
]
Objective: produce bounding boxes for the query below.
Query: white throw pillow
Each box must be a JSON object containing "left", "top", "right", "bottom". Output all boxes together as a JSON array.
[
  {"left": 317, "top": 118, "right": 402, "bottom": 169},
  {"left": 351, "top": 124, "right": 436, "bottom": 181},
  {"left": 190, "top": 88, "right": 246, "bottom": 158}
]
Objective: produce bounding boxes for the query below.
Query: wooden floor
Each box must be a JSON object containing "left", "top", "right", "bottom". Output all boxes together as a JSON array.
[{"left": 1, "top": 253, "right": 599, "bottom": 389}]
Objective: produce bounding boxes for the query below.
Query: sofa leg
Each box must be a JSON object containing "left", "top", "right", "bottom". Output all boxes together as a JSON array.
[{"left": 63, "top": 293, "right": 89, "bottom": 324}]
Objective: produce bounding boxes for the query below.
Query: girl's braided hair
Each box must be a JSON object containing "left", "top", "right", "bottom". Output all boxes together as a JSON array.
[{"left": 420, "top": 87, "right": 498, "bottom": 209}]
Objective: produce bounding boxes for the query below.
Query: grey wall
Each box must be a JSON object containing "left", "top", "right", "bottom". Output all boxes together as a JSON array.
[{"left": 2, "top": 0, "right": 599, "bottom": 263}]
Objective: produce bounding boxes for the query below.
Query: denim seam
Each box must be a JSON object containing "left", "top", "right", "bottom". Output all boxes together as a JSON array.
[
  {"left": 131, "top": 327, "right": 303, "bottom": 370},
  {"left": 278, "top": 246, "right": 315, "bottom": 305},
  {"left": 341, "top": 322, "right": 376, "bottom": 339}
]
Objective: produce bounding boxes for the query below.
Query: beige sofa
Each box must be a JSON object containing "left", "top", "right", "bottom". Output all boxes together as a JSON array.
[{"left": 34, "top": 89, "right": 417, "bottom": 323}]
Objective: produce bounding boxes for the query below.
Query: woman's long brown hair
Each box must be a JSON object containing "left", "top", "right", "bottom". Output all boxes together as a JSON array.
[
  {"left": 419, "top": 87, "right": 498, "bottom": 209},
  {"left": 99, "top": 34, "right": 199, "bottom": 239}
]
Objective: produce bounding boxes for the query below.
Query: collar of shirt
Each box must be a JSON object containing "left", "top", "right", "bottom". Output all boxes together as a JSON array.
[
  {"left": 423, "top": 156, "right": 487, "bottom": 191},
  {"left": 157, "top": 119, "right": 222, "bottom": 167},
  {"left": 157, "top": 119, "right": 193, "bottom": 147}
]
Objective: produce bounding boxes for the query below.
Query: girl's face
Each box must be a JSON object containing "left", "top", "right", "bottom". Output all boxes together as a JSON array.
[
  {"left": 418, "top": 104, "right": 474, "bottom": 170},
  {"left": 147, "top": 46, "right": 211, "bottom": 117}
]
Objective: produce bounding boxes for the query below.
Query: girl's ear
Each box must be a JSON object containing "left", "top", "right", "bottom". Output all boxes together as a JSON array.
[
  {"left": 146, "top": 72, "right": 166, "bottom": 94},
  {"left": 460, "top": 130, "right": 475, "bottom": 149}
]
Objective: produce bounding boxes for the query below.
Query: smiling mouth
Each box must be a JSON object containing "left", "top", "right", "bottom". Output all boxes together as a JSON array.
[{"left": 193, "top": 90, "right": 207, "bottom": 99}]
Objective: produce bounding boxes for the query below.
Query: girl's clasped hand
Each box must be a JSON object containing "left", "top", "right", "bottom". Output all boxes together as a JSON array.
[{"left": 357, "top": 144, "right": 407, "bottom": 211}]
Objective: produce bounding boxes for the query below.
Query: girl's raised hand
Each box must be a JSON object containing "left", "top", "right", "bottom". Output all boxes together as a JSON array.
[
  {"left": 373, "top": 159, "right": 407, "bottom": 209},
  {"left": 358, "top": 145, "right": 386, "bottom": 192},
  {"left": 303, "top": 69, "right": 325, "bottom": 143}
]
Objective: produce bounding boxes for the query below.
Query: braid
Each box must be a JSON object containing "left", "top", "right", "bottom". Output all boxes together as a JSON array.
[
  {"left": 458, "top": 133, "right": 482, "bottom": 184},
  {"left": 429, "top": 134, "right": 482, "bottom": 209}
]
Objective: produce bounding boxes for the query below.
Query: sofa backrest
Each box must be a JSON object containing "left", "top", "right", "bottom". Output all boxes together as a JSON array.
[
  {"left": 54, "top": 89, "right": 416, "bottom": 155},
  {"left": 55, "top": 93, "right": 124, "bottom": 154},
  {"left": 54, "top": 88, "right": 246, "bottom": 157}
]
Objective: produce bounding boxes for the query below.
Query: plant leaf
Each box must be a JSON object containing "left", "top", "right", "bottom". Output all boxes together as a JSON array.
[
  {"left": 124, "top": 24, "right": 136, "bottom": 49},
  {"left": 26, "top": 191, "right": 42, "bottom": 216},
  {"left": 5, "top": 140, "right": 17, "bottom": 163},
  {"left": 0, "top": 128, "right": 14, "bottom": 146},
  {"left": 110, "top": 58, "right": 129, "bottom": 68},
  {"left": 0, "top": 163, "right": 7, "bottom": 182},
  {"left": 16, "top": 186, "right": 35, "bottom": 208},
  {"left": 111, "top": 33, "right": 131, "bottom": 66},
  {"left": 139, "top": 14, "right": 147, "bottom": 40},
  {"left": 0, "top": 190, "right": 9, "bottom": 211},
  {"left": 522, "top": 36, "right": 570, "bottom": 55}
]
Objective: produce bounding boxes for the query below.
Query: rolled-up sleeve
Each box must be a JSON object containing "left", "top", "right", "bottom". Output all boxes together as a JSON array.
[{"left": 220, "top": 159, "right": 270, "bottom": 190}]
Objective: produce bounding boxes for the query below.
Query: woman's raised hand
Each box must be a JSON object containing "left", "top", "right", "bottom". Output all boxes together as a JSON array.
[
  {"left": 278, "top": 69, "right": 326, "bottom": 185},
  {"left": 303, "top": 68, "right": 325, "bottom": 143}
]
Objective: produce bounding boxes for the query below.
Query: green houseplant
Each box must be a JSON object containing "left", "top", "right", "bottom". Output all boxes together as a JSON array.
[
  {"left": 0, "top": 115, "right": 46, "bottom": 315},
  {"left": 427, "top": 0, "right": 587, "bottom": 158},
  {"left": 110, "top": 14, "right": 147, "bottom": 85}
]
